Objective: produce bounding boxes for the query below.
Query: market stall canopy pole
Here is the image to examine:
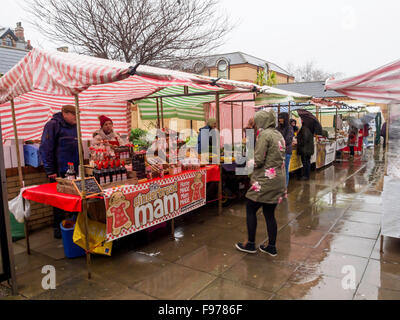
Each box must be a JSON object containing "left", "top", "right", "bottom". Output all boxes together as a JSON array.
[
  {"left": 325, "top": 58, "right": 400, "bottom": 104},
  {"left": 10, "top": 98, "right": 31, "bottom": 255},
  {"left": 74, "top": 94, "right": 91, "bottom": 280},
  {"left": 216, "top": 92, "right": 222, "bottom": 216}
]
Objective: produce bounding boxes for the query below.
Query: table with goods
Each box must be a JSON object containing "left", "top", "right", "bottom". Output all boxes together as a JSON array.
[{"left": 22, "top": 129, "right": 221, "bottom": 256}]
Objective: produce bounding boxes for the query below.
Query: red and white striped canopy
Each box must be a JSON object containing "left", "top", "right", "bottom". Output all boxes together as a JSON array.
[
  {"left": 0, "top": 48, "right": 244, "bottom": 140},
  {"left": 325, "top": 58, "right": 400, "bottom": 104}
]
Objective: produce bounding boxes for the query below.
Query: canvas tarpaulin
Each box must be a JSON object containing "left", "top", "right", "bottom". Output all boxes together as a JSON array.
[{"left": 325, "top": 58, "right": 400, "bottom": 104}]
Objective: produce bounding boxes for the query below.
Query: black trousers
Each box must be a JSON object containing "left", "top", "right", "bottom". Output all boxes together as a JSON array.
[
  {"left": 350, "top": 146, "right": 355, "bottom": 156},
  {"left": 246, "top": 199, "right": 278, "bottom": 246},
  {"left": 300, "top": 155, "right": 311, "bottom": 178}
]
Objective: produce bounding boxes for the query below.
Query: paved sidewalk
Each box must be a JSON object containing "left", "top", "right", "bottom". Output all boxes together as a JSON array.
[{"left": 1, "top": 148, "right": 400, "bottom": 300}]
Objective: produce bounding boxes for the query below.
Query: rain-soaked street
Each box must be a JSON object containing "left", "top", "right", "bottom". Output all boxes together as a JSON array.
[{"left": 2, "top": 146, "right": 400, "bottom": 300}]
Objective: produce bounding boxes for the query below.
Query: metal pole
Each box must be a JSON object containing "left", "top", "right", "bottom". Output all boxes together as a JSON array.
[
  {"left": 74, "top": 94, "right": 91, "bottom": 280},
  {"left": 385, "top": 105, "right": 390, "bottom": 176},
  {"left": 335, "top": 107, "right": 338, "bottom": 141},
  {"left": 0, "top": 122, "right": 18, "bottom": 295},
  {"left": 288, "top": 101, "right": 291, "bottom": 118},
  {"left": 10, "top": 99, "right": 30, "bottom": 255},
  {"left": 241, "top": 102, "right": 244, "bottom": 140},
  {"left": 156, "top": 98, "right": 160, "bottom": 129},
  {"left": 231, "top": 102, "right": 234, "bottom": 147},
  {"left": 160, "top": 97, "right": 164, "bottom": 129},
  {"left": 216, "top": 93, "right": 222, "bottom": 215}
]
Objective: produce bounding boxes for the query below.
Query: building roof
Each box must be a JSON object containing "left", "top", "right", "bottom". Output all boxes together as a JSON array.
[
  {"left": 0, "top": 27, "right": 18, "bottom": 41},
  {"left": 275, "top": 81, "right": 346, "bottom": 98},
  {"left": 176, "top": 52, "right": 293, "bottom": 77},
  {"left": 0, "top": 45, "right": 29, "bottom": 75}
]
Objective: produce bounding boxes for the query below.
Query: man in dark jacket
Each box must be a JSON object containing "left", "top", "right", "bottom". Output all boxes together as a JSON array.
[
  {"left": 39, "top": 105, "right": 79, "bottom": 238},
  {"left": 197, "top": 118, "right": 218, "bottom": 155},
  {"left": 297, "top": 121, "right": 314, "bottom": 180},
  {"left": 277, "top": 113, "right": 294, "bottom": 187}
]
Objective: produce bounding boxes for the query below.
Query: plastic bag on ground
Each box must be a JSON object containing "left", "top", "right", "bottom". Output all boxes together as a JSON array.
[
  {"left": 73, "top": 211, "right": 112, "bottom": 256},
  {"left": 8, "top": 187, "right": 33, "bottom": 223}
]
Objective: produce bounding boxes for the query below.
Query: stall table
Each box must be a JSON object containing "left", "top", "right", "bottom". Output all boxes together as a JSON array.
[{"left": 23, "top": 165, "right": 220, "bottom": 243}]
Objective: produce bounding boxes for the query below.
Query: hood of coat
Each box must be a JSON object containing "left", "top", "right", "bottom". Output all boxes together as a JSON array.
[
  {"left": 52, "top": 112, "right": 75, "bottom": 128},
  {"left": 254, "top": 110, "right": 276, "bottom": 131}
]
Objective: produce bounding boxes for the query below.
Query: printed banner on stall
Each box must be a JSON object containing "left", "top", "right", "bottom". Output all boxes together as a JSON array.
[
  {"left": 336, "top": 138, "right": 347, "bottom": 151},
  {"left": 316, "top": 141, "right": 336, "bottom": 169},
  {"left": 104, "top": 170, "right": 207, "bottom": 242}
]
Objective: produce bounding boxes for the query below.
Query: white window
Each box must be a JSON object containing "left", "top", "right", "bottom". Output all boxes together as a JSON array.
[{"left": 216, "top": 58, "right": 229, "bottom": 79}]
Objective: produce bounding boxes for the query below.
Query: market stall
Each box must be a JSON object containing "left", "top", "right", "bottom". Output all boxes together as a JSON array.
[{"left": 0, "top": 48, "right": 263, "bottom": 278}]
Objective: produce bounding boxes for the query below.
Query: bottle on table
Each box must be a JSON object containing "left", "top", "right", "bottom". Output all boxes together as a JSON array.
[
  {"left": 66, "top": 162, "right": 76, "bottom": 180},
  {"left": 115, "top": 160, "right": 121, "bottom": 182},
  {"left": 93, "top": 161, "right": 100, "bottom": 184},
  {"left": 99, "top": 162, "right": 106, "bottom": 185},
  {"left": 103, "top": 161, "right": 110, "bottom": 184},
  {"left": 110, "top": 160, "right": 116, "bottom": 183},
  {"left": 121, "top": 160, "right": 128, "bottom": 181}
]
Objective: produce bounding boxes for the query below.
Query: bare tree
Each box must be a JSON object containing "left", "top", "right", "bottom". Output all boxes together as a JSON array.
[
  {"left": 286, "top": 61, "right": 343, "bottom": 82},
  {"left": 25, "top": 0, "right": 233, "bottom": 65}
]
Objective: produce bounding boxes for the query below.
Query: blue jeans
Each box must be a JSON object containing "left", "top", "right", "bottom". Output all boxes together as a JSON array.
[{"left": 285, "top": 154, "right": 292, "bottom": 187}]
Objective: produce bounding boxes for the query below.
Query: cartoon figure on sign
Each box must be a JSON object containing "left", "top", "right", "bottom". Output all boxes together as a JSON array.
[
  {"left": 106, "top": 191, "right": 132, "bottom": 236},
  {"left": 191, "top": 173, "right": 204, "bottom": 202}
]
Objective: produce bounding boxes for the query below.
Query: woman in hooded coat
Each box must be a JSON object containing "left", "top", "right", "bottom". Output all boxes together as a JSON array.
[
  {"left": 277, "top": 112, "right": 294, "bottom": 187},
  {"left": 236, "top": 110, "right": 286, "bottom": 256}
]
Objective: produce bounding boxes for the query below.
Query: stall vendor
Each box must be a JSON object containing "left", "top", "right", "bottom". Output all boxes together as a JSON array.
[
  {"left": 39, "top": 105, "right": 79, "bottom": 239},
  {"left": 197, "top": 118, "right": 218, "bottom": 154},
  {"left": 91, "top": 115, "right": 124, "bottom": 147}
]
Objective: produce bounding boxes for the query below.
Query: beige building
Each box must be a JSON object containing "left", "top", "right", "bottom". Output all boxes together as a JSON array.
[
  {"left": 131, "top": 52, "right": 294, "bottom": 132},
  {"left": 184, "top": 51, "right": 295, "bottom": 84}
]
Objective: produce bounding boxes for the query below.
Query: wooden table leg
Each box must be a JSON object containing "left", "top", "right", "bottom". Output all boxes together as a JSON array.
[
  {"left": 380, "top": 234, "right": 384, "bottom": 254},
  {"left": 22, "top": 198, "right": 31, "bottom": 255}
]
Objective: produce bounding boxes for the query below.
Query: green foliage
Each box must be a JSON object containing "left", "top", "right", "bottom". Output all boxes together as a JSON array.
[
  {"left": 130, "top": 128, "right": 147, "bottom": 141},
  {"left": 266, "top": 71, "right": 277, "bottom": 86},
  {"left": 256, "top": 69, "right": 267, "bottom": 86},
  {"left": 129, "top": 128, "right": 150, "bottom": 149},
  {"left": 255, "top": 69, "right": 277, "bottom": 86}
]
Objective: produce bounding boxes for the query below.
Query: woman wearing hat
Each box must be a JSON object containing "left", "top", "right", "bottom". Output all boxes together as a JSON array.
[{"left": 91, "top": 115, "right": 124, "bottom": 147}]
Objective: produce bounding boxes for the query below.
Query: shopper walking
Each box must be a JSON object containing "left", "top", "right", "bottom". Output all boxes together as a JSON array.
[
  {"left": 235, "top": 110, "right": 286, "bottom": 256},
  {"left": 348, "top": 126, "right": 358, "bottom": 159},
  {"left": 381, "top": 122, "right": 387, "bottom": 148},
  {"left": 297, "top": 120, "right": 314, "bottom": 180},
  {"left": 277, "top": 112, "right": 294, "bottom": 187}
]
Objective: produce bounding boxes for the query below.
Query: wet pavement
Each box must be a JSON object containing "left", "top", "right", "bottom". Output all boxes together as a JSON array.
[{"left": 1, "top": 146, "right": 400, "bottom": 300}]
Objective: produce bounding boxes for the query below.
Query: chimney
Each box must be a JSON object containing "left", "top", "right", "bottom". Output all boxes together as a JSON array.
[
  {"left": 57, "top": 46, "right": 69, "bottom": 53},
  {"left": 15, "top": 22, "right": 24, "bottom": 41},
  {"left": 26, "top": 40, "right": 32, "bottom": 50}
]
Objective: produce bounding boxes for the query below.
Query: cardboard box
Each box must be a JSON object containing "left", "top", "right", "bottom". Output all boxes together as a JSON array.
[
  {"left": 4, "top": 139, "right": 25, "bottom": 168},
  {"left": 3, "top": 145, "right": 12, "bottom": 169}
]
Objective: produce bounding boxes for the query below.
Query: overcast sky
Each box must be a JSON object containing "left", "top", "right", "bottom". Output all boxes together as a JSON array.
[{"left": 1, "top": 0, "right": 400, "bottom": 78}]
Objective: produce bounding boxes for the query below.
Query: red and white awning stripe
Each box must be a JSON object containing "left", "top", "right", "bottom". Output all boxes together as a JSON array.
[
  {"left": 0, "top": 98, "right": 129, "bottom": 140},
  {"left": 0, "top": 48, "right": 260, "bottom": 143},
  {"left": 325, "top": 59, "right": 400, "bottom": 104}
]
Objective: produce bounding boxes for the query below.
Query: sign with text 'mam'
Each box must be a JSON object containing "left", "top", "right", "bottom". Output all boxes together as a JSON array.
[{"left": 104, "top": 169, "right": 207, "bottom": 242}]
